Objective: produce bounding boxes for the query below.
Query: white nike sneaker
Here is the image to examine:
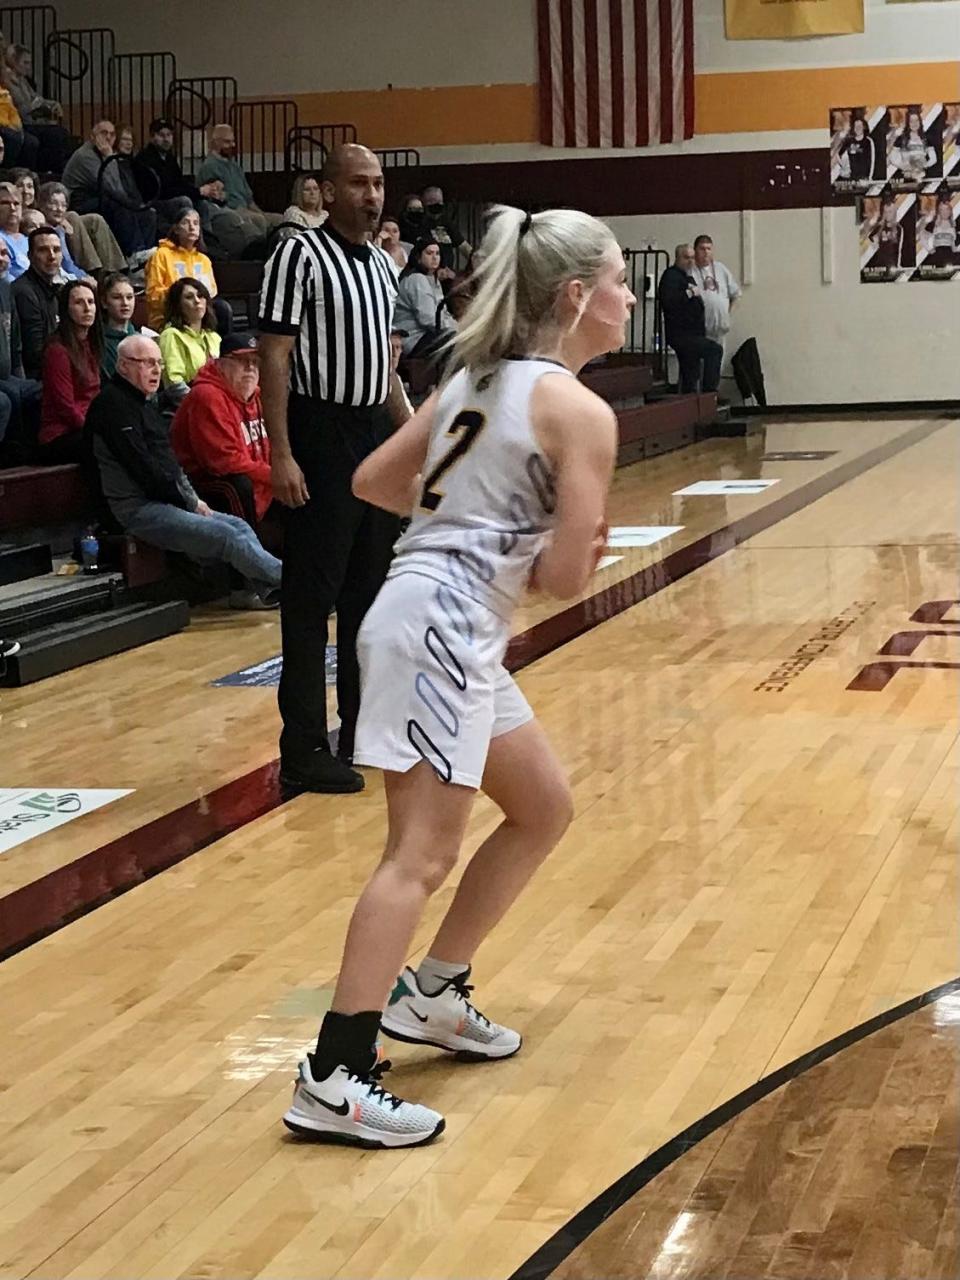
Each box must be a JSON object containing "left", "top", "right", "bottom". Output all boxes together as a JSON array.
[
  {"left": 381, "top": 966, "right": 522, "bottom": 1060},
  {"left": 282, "top": 1056, "right": 445, "bottom": 1148}
]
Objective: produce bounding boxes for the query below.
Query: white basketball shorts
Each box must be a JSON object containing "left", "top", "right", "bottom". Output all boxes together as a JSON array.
[{"left": 354, "top": 571, "right": 533, "bottom": 789}]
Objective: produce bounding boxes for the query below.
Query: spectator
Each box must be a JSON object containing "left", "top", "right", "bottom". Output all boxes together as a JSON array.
[
  {"left": 398, "top": 192, "right": 425, "bottom": 252},
  {"left": 12, "top": 224, "right": 61, "bottom": 378},
  {"left": 2, "top": 41, "right": 72, "bottom": 173},
  {"left": 135, "top": 115, "right": 224, "bottom": 239},
  {"left": 658, "top": 243, "right": 722, "bottom": 395},
  {"left": 135, "top": 118, "right": 193, "bottom": 203},
  {"left": 171, "top": 333, "right": 272, "bottom": 529},
  {"left": 196, "top": 123, "right": 280, "bottom": 238},
  {"left": 145, "top": 207, "right": 230, "bottom": 333},
  {"left": 281, "top": 173, "right": 326, "bottom": 236},
  {"left": 394, "top": 235, "right": 456, "bottom": 357},
  {"left": 38, "top": 279, "right": 102, "bottom": 465},
  {"left": 8, "top": 166, "right": 36, "bottom": 210},
  {"left": 62, "top": 120, "right": 157, "bottom": 258},
  {"left": 197, "top": 177, "right": 265, "bottom": 261},
  {"left": 421, "top": 185, "right": 472, "bottom": 274},
  {"left": 376, "top": 215, "right": 407, "bottom": 271},
  {"left": 99, "top": 272, "right": 137, "bottom": 379},
  {"left": 691, "top": 234, "right": 741, "bottom": 352},
  {"left": 158, "top": 277, "right": 221, "bottom": 402},
  {"left": 115, "top": 123, "right": 135, "bottom": 157},
  {"left": 0, "top": 181, "right": 29, "bottom": 278},
  {"left": 86, "top": 334, "right": 283, "bottom": 609},
  {"left": 0, "top": 237, "right": 40, "bottom": 458},
  {"left": 0, "top": 33, "right": 38, "bottom": 169},
  {"left": 36, "top": 179, "right": 127, "bottom": 277}
]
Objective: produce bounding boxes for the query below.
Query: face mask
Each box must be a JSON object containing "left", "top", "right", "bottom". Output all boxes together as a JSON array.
[
  {"left": 405, "top": 209, "right": 424, "bottom": 224},
  {"left": 424, "top": 203, "right": 443, "bottom": 217}
]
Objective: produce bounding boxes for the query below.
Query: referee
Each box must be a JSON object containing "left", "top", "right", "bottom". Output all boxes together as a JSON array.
[{"left": 259, "top": 144, "right": 410, "bottom": 793}]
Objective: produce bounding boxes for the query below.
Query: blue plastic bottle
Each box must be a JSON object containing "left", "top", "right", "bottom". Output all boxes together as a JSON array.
[{"left": 80, "top": 530, "right": 99, "bottom": 575}]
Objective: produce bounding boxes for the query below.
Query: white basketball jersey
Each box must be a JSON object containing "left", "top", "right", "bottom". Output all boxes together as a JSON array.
[{"left": 390, "top": 358, "right": 572, "bottom": 619}]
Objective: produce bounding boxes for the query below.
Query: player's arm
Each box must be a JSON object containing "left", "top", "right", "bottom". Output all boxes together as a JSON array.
[
  {"left": 529, "top": 375, "right": 617, "bottom": 600},
  {"left": 353, "top": 391, "right": 439, "bottom": 515}
]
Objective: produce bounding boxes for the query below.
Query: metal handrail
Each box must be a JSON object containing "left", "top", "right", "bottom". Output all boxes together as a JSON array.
[
  {"left": 229, "top": 99, "right": 298, "bottom": 173},
  {"left": 623, "top": 247, "right": 668, "bottom": 373},
  {"left": 284, "top": 123, "right": 358, "bottom": 172}
]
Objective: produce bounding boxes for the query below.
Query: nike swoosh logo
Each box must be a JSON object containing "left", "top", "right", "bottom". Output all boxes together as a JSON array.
[
  {"left": 306, "top": 1093, "right": 350, "bottom": 1115},
  {"left": 411, "top": 1009, "right": 428, "bottom": 1023}
]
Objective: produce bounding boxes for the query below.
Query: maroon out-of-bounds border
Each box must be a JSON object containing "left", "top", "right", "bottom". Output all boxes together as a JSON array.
[
  {"left": 0, "top": 762, "right": 284, "bottom": 961},
  {"left": 0, "top": 415, "right": 951, "bottom": 962}
]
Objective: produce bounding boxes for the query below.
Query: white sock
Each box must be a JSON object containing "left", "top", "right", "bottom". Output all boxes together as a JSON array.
[{"left": 416, "top": 956, "right": 470, "bottom": 997}]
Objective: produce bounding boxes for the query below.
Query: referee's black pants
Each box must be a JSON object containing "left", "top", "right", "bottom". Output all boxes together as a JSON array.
[{"left": 278, "top": 396, "right": 400, "bottom": 762}]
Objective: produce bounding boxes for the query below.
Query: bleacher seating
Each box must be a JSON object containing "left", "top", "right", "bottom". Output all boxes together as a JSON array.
[{"left": 0, "top": 464, "right": 92, "bottom": 532}]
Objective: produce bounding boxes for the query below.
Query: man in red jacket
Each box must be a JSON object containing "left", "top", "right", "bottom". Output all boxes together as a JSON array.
[{"left": 171, "top": 332, "right": 272, "bottom": 529}]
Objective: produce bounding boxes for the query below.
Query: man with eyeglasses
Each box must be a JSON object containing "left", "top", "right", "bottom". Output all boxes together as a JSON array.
[{"left": 85, "top": 334, "right": 283, "bottom": 609}]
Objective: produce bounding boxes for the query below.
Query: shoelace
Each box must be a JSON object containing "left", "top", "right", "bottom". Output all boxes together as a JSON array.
[
  {"left": 347, "top": 1058, "right": 404, "bottom": 1111},
  {"left": 449, "top": 973, "right": 492, "bottom": 1028}
]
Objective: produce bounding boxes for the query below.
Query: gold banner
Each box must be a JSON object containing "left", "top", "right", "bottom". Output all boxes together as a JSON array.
[{"left": 725, "top": 0, "right": 865, "bottom": 39}]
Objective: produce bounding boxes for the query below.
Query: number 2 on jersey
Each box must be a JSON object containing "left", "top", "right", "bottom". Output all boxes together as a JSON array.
[{"left": 420, "top": 409, "right": 487, "bottom": 512}]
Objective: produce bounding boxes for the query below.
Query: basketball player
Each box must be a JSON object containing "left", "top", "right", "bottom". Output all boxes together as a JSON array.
[{"left": 283, "top": 205, "right": 636, "bottom": 1148}]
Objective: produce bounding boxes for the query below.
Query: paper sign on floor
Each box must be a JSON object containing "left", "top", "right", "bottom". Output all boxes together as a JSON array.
[
  {"left": 606, "top": 526, "right": 684, "bottom": 548},
  {"left": 673, "top": 480, "right": 780, "bottom": 496},
  {"left": 0, "top": 788, "right": 132, "bottom": 855}
]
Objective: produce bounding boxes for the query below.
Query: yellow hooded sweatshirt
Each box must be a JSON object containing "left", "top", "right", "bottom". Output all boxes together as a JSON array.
[{"left": 145, "top": 240, "right": 219, "bottom": 330}]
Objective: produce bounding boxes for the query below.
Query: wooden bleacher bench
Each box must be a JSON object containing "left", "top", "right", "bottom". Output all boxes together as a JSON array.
[
  {"left": 615, "top": 393, "right": 717, "bottom": 465},
  {"left": 213, "top": 260, "right": 265, "bottom": 326},
  {"left": 0, "top": 464, "right": 92, "bottom": 532}
]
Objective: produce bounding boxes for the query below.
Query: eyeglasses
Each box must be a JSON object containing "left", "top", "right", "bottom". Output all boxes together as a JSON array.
[{"left": 123, "top": 356, "right": 164, "bottom": 369}]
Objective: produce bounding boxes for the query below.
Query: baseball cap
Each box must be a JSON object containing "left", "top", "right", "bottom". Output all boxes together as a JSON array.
[
  {"left": 220, "top": 333, "right": 260, "bottom": 358},
  {"left": 149, "top": 117, "right": 175, "bottom": 134}
]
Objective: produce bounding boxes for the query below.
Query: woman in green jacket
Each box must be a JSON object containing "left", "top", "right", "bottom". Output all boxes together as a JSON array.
[{"left": 158, "top": 277, "right": 221, "bottom": 404}]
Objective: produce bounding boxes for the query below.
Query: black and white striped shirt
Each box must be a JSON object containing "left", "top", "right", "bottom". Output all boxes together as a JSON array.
[{"left": 258, "top": 224, "right": 398, "bottom": 406}]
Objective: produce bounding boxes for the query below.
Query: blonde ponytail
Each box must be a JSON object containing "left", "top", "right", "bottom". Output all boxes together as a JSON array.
[{"left": 444, "top": 204, "right": 619, "bottom": 380}]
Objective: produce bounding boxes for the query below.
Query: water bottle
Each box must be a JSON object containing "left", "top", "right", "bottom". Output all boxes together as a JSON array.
[{"left": 80, "top": 529, "right": 99, "bottom": 575}]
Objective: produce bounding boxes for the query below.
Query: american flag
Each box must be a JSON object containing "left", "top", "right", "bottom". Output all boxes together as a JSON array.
[{"left": 537, "top": 0, "right": 695, "bottom": 148}]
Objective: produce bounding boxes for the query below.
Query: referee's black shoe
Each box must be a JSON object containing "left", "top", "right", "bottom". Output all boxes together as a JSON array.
[{"left": 279, "top": 747, "right": 364, "bottom": 794}]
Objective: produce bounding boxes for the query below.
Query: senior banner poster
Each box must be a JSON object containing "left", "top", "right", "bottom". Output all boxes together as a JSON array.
[
  {"left": 915, "top": 191, "right": 960, "bottom": 280},
  {"left": 943, "top": 104, "right": 960, "bottom": 182},
  {"left": 884, "top": 104, "right": 945, "bottom": 187},
  {"left": 831, "top": 104, "right": 959, "bottom": 196},
  {"left": 726, "top": 0, "right": 864, "bottom": 38},
  {"left": 831, "top": 107, "right": 887, "bottom": 192},
  {"left": 859, "top": 192, "right": 917, "bottom": 283}
]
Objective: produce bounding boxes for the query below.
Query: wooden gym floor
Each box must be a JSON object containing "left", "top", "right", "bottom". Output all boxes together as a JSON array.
[{"left": 0, "top": 414, "right": 957, "bottom": 1279}]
